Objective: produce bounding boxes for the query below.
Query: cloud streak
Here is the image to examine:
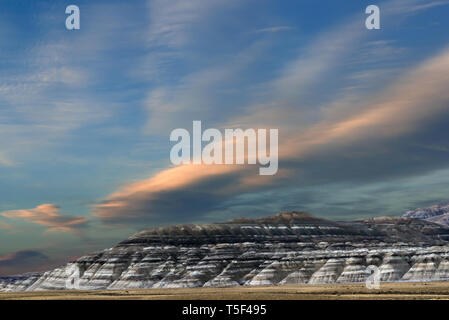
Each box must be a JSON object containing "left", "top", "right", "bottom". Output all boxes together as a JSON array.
[
  {"left": 254, "top": 26, "right": 293, "bottom": 33},
  {"left": 406, "top": 0, "right": 449, "bottom": 12},
  {"left": 93, "top": 5, "right": 449, "bottom": 227},
  {"left": 1, "top": 204, "right": 88, "bottom": 234}
]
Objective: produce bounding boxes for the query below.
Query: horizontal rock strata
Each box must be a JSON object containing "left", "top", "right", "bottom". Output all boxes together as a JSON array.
[{"left": 3, "top": 212, "right": 449, "bottom": 291}]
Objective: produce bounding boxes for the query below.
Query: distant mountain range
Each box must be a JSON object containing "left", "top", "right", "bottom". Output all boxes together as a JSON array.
[
  {"left": 2, "top": 211, "right": 449, "bottom": 292},
  {"left": 403, "top": 202, "right": 449, "bottom": 227}
]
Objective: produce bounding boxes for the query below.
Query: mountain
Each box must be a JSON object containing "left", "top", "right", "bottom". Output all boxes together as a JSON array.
[
  {"left": 403, "top": 202, "right": 449, "bottom": 227},
  {"left": 2, "top": 211, "right": 449, "bottom": 292}
]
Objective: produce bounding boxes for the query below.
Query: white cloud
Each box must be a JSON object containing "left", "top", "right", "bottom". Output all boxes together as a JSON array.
[
  {"left": 254, "top": 26, "right": 293, "bottom": 33},
  {"left": 406, "top": 0, "right": 449, "bottom": 12},
  {"left": 144, "top": 40, "right": 269, "bottom": 134},
  {"left": 1, "top": 204, "right": 88, "bottom": 234},
  {"left": 92, "top": 0, "right": 449, "bottom": 225},
  {"left": 146, "top": 0, "right": 234, "bottom": 48}
]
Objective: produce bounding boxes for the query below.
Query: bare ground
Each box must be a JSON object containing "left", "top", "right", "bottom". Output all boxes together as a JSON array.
[{"left": 1, "top": 281, "right": 449, "bottom": 300}]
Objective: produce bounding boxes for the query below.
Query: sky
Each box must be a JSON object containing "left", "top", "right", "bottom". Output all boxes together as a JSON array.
[{"left": 1, "top": 0, "right": 449, "bottom": 275}]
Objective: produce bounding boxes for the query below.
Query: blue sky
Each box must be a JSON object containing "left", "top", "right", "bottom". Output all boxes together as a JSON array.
[{"left": 1, "top": 0, "right": 449, "bottom": 275}]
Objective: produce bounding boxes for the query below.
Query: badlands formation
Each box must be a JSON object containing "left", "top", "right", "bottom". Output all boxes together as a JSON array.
[
  {"left": 2, "top": 211, "right": 449, "bottom": 291},
  {"left": 403, "top": 202, "right": 449, "bottom": 227}
]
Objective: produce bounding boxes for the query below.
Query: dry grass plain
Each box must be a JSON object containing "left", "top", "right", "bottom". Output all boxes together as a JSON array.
[{"left": 1, "top": 281, "right": 449, "bottom": 300}]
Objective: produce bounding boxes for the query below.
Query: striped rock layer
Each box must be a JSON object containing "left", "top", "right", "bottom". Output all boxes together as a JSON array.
[{"left": 2, "top": 212, "right": 449, "bottom": 291}]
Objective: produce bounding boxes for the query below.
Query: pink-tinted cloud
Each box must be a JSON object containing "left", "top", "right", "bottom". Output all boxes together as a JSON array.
[
  {"left": 0, "top": 222, "right": 14, "bottom": 230},
  {"left": 93, "top": 45, "right": 449, "bottom": 226},
  {"left": 279, "top": 45, "right": 449, "bottom": 160},
  {"left": 1, "top": 204, "right": 88, "bottom": 234}
]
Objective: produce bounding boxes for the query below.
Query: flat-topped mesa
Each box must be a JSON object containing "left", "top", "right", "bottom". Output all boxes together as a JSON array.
[
  {"left": 3, "top": 211, "right": 449, "bottom": 292},
  {"left": 119, "top": 211, "right": 379, "bottom": 247},
  {"left": 229, "top": 211, "right": 329, "bottom": 225},
  {"left": 118, "top": 212, "right": 449, "bottom": 247}
]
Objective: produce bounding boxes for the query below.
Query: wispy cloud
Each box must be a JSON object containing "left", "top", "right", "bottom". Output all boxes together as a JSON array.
[
  {"left": 1, "top": 204, "right": 88, "bottom": 234},
  {"left": 254, "top": 26, "right": 293, "bottom": 33},
  {"left": 146, "top": 0, "right": 235, "bottom": 48},
  {"left": 2, "top": 0, "right": 449, "bottom": 246},
  {"left": 0, "top": 2, "right": 145, "bottom": 168},
  {"left": 94, "top": 44, "right": 449, "bottom": 226},
  {"left": 144, "top": 39, "right": 269, "bottom": 134},
  {"left": 92, "top": 0, "right": 449, "bottom": 226},
  {"left": 406, "top": 0, "right": 449, "bottom": 12}
]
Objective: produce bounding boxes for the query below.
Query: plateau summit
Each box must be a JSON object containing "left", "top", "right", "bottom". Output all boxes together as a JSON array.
[{"left": 2, "top": 211, "right": 449, "bottom": 291}]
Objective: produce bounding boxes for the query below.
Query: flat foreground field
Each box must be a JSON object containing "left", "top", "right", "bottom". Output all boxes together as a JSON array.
[{"left": 1, "top": 281, "right": 449, "bottom": 300}]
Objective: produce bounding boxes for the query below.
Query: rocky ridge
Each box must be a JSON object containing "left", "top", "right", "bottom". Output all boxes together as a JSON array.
[
  {"left": 2, "top": 211, "right": 449, "bottom": 291},
  {"left": 403, "top": 202, "right": 449, "bottom": 227}
]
